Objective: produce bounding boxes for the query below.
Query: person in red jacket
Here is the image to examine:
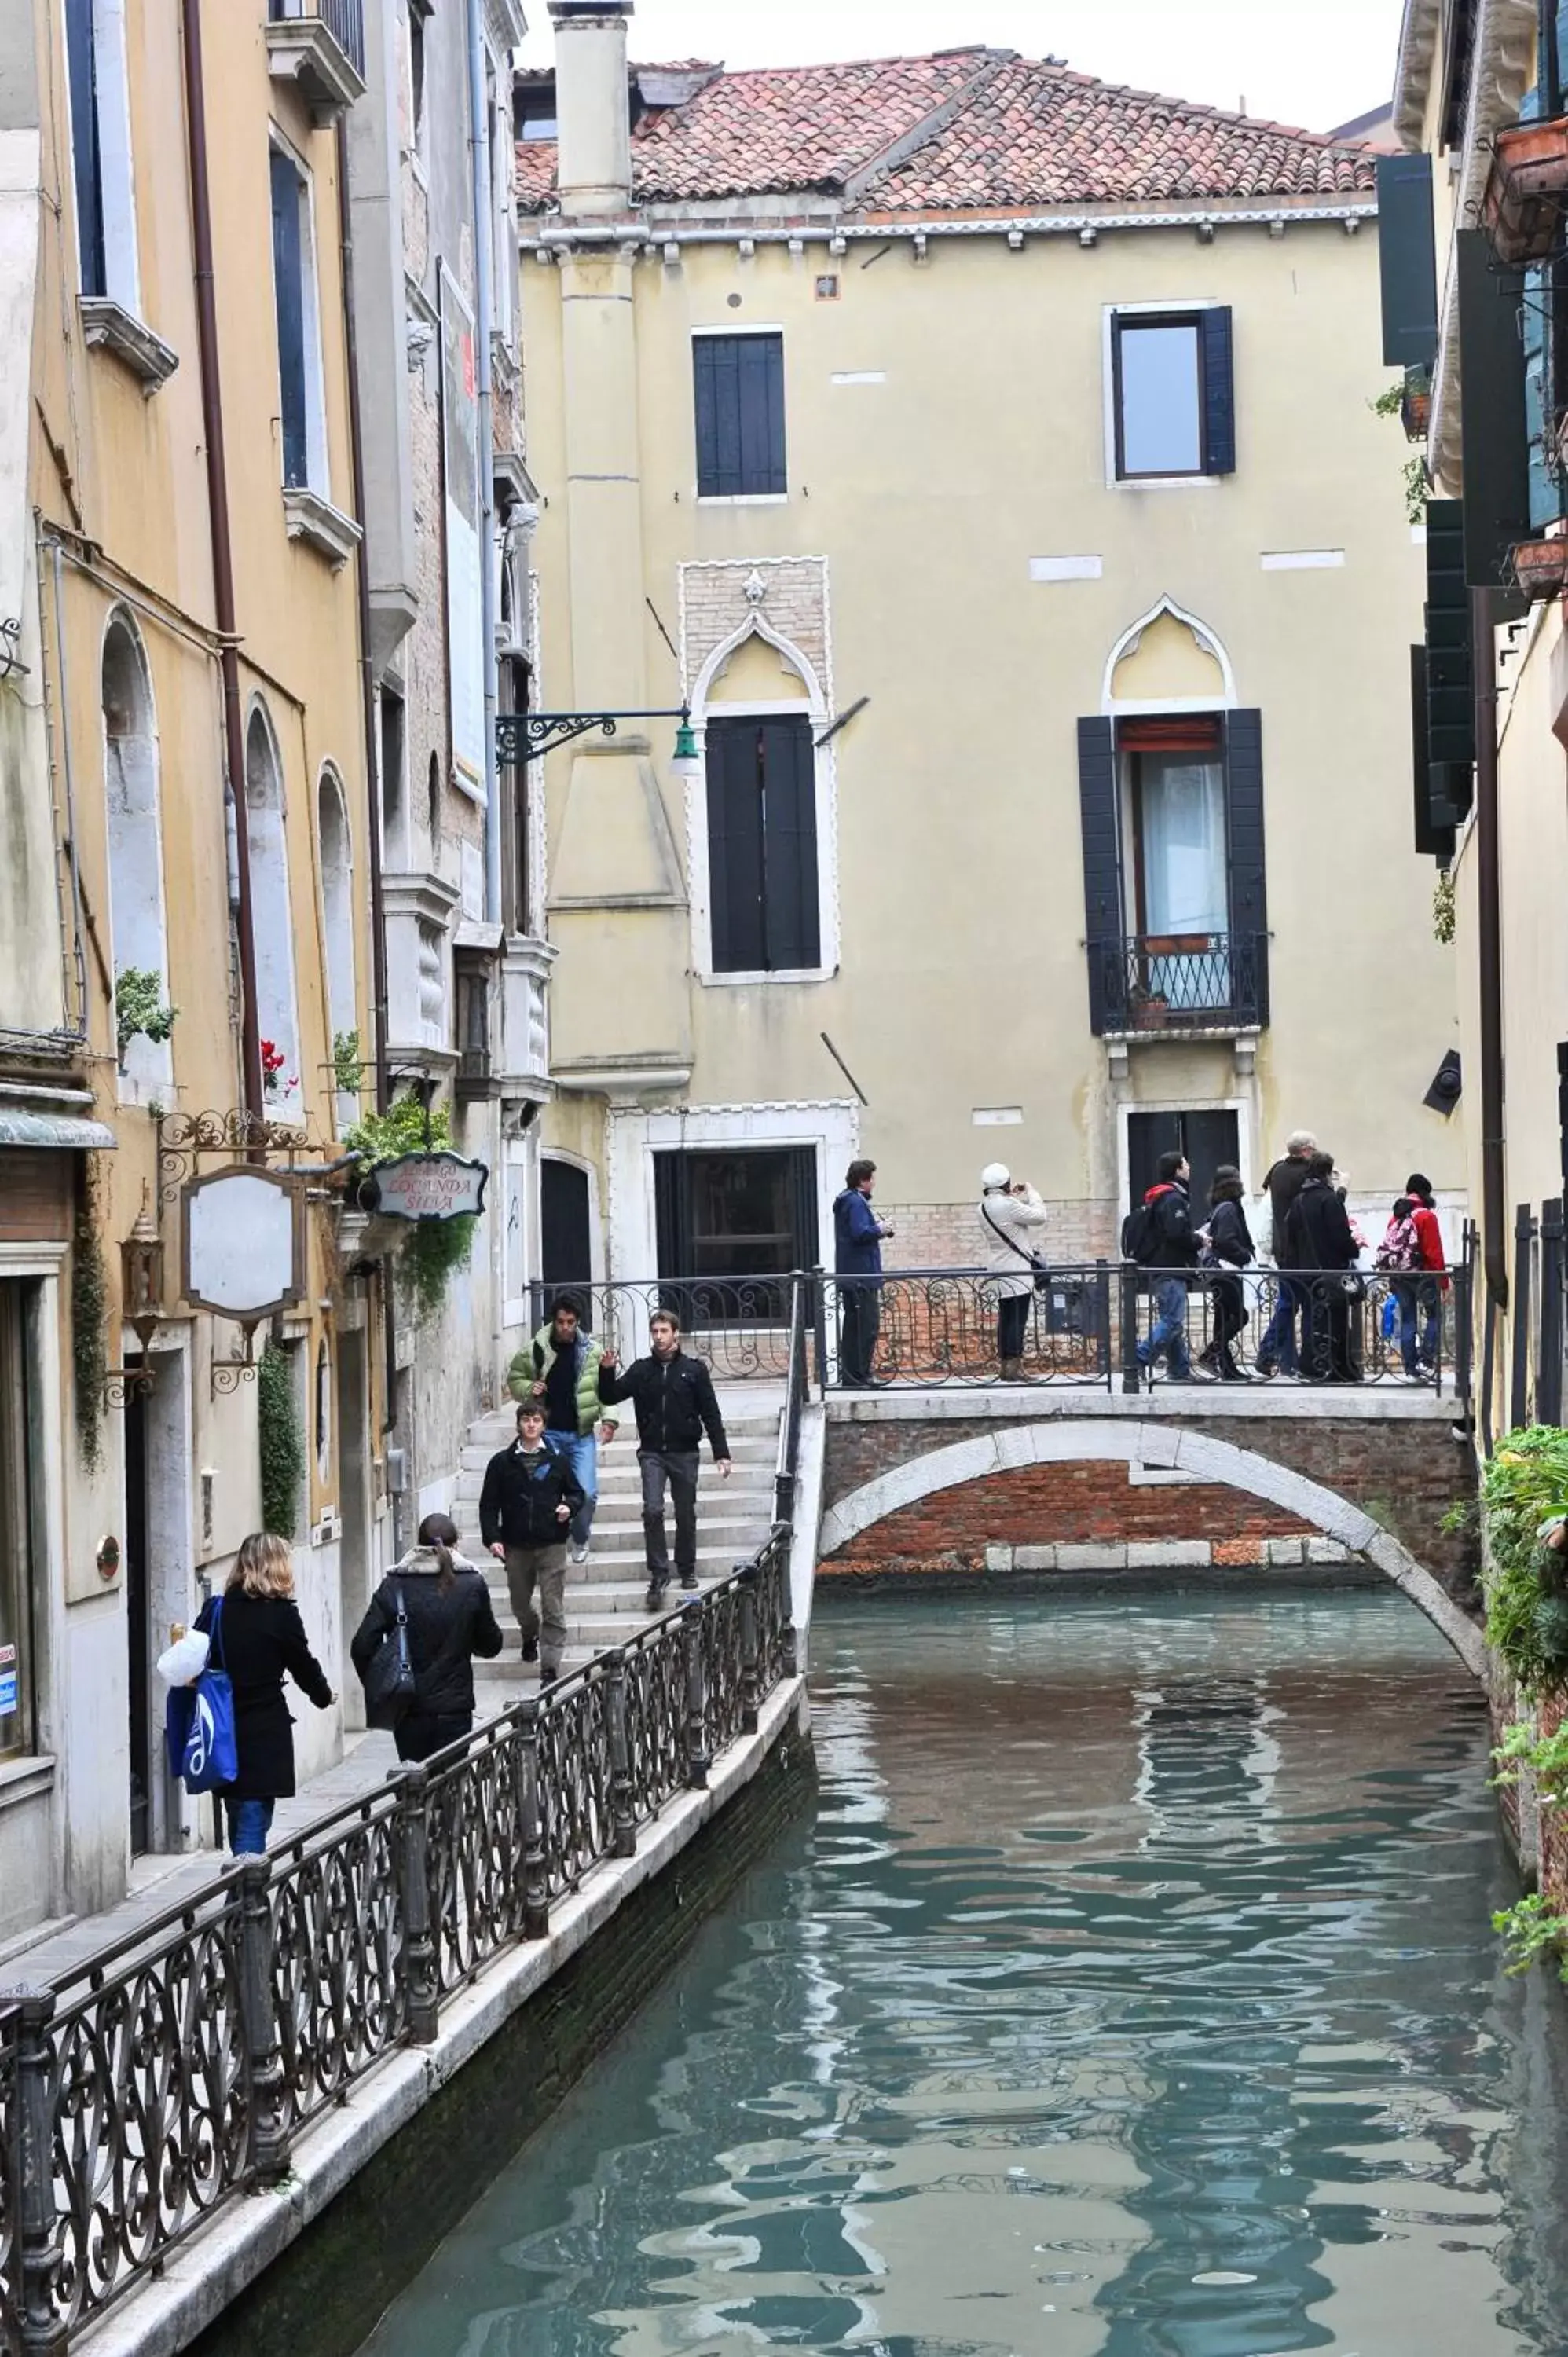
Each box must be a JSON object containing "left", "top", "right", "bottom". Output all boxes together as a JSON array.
[{"left": 1401, "top": 1173, "right": 1447, "bottom": 1383}]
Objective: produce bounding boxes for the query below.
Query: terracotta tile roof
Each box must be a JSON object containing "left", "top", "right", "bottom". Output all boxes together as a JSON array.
[{"left": 515, "top": 49, "right": 1378, "bottom": 218}]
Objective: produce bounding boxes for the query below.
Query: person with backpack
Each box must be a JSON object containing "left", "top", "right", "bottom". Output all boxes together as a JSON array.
[
  {"left": 1198, "top": 1164, "right": 1255, "bottom": 1381},
  {"left": 598, "top": 1310, "right": 733, "bottom": 1611},
  {"left": 351, "top": 1512, "right": 504, "bottom": 1762},
  {"left": 478, "top": 1399, "right": 587, "bottom": 1684},
  {"left": 1127, "top": 1151, "right": 1211, "bottom": 1384},
  {"left": 193, "top": 1532, "right": 336, "bottom": 1856},
  {"left": 1255, "top": 1129, "right": 1317, "bottom": 1378},
  {"left": 507, "top": 1294, "right": 620, "bottom": 1563},
  {"left": 1394, "top": 1173, "right": 1447, "bottom": 1382},
  {"left": 1283, "top": 1150, "right": 1360, "bottom": 1381},
  {"left": 978, "top": 1164, "right": 1047, "bottom": 1380}
]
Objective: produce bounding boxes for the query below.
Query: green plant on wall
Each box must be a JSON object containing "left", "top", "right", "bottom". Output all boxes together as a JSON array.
[
  {"left": 1368, "top": 380, "right": 1430, "bottom": 523},
  {"left": 257, "top": 1339, "right": 304, "bottom": 1541},
  {"left": 71, "top": 1167, "right": 106, "bottom": 1474},
  {"left": 1478, "top": 1427, "right": 1568, "bottom": 1693},
  {"left": 1433, "top": 867, "right": 1456, "bottom": 945},
  {"left": 1493, "top": 1891, "right": 1568, "bottom": 1982},
  {"left": 115, "top": 967, "right": 177, "bottom": 1063},
  {"left": 346, "top": 1092, "right": 471, "bottom": 1324},
  {"left": 344, "top": 1094, "right": 451, "bottom": 1164},
  {"left": 332, "top": 1029, "right": 363, "bottom": 1095},
  {"left": 1492, "top": 1717, "right": 1568, "bottom": 1804}
]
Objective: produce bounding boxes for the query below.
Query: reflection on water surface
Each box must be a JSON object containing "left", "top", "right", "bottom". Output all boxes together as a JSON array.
[{"left": 358, "top": 1589, "right": 1568, "bottom": 2357}]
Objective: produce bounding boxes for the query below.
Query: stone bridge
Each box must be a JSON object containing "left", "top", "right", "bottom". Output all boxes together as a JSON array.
[{"left": 795, "top": 1387, "right": 1482, "bottom": 1673}]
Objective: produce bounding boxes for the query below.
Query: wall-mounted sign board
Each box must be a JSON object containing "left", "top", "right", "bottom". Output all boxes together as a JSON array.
[
  {"left": 182, "top": 1167, "right": 305, "bottom": 1321},
  {"left": 362, "top": 1152, "right": 488, "bottom": 1223}
]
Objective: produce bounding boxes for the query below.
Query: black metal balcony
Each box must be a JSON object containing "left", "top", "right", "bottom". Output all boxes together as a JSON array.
[
  {"left": 1099, "top": 932, "right": 1266, "bottom": 1035},
  {"left": 265, "top": 0, "right": 365, "bottom": 115}
]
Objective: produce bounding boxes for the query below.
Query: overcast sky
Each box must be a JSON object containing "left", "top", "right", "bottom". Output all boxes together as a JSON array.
[{"left": 516, "top": 2, "right": 1404, "bottom": 136}]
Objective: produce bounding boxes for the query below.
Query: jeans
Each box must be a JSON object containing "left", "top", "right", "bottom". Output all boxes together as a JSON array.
[
  {"left": 548, "top": 1428, "right": 599, "bottom": 1545},
  {"left": 395, "top": 1710, "right": 473, "bottom": 1764},
  {"left": 1394, "top": 1276, "right": 1441, "bottom": 1375},
  {"left": 639, "top": 1448, "right": 700, "bottom": 1583},
  {"left": 504, "top": 1543, "right": 568, "bottom": 1672},
  {"left": 225, "top": 1797, "right": 274, "bottom": 1856},
  {"left": 996, "top": 1292, "right": 1030, "bottom": 1364},
  {"left": 1258, "top": 1277, "right": 1302, "bottom": 1373},
  {"left": 1138, "top": 1277, "right": 1191, "bottom": 1376},
  {"left": 838, "top": 1285, "right": 881, "bottom": 1386}
]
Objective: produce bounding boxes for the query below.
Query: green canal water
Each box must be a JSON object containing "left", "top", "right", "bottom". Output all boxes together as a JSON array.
[{"left": 355, "top": 1587, "right": 1568, "bottom": 2356}]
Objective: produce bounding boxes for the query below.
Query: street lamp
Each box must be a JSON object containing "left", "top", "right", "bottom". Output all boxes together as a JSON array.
[{"left": 496, "top": 706, "right": 702, "bottom": 775}]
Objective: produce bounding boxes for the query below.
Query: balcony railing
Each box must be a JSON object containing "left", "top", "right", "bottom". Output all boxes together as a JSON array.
[
  {"left": 266, "top": 0, "right": 365, "bottom": 81},
  {"left": 1100, "top": 932, "right": 1265, "bottom": 1034}
]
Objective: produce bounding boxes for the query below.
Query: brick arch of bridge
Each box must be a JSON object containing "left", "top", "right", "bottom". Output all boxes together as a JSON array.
[{"left": 815, "top": 1419, "right": 1484, "bottom": 1677}]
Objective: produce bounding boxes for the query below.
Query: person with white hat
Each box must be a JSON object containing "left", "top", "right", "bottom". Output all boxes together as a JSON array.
[{"left": 977, "top": 1164, "right": 1047, "bottom": 1380}]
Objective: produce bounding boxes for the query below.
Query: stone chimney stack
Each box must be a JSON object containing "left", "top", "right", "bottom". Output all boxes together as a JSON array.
[{"left": 548, "top": 1, "right": 633, "bottom": 215}]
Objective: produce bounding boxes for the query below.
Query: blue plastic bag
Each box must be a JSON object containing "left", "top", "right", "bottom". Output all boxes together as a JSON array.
[{"left": 174, "top": 1597, "right": 238, "bottom": 1794}]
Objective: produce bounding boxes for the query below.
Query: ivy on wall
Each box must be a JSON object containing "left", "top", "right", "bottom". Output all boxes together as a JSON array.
[
  {"left": 258, "top": 1340, "right": 304, "bottom": 1541},
  {"left": 71, "top": 1164, "right": 107, "bottom": 1475}
]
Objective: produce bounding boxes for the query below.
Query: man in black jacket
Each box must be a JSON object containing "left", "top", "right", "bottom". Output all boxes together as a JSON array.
[
  {"left": 1283, "top": 1151, "right": 1361, "bottom": 1383},
  {"left": 598, "top": 1310, "right": 732, "bottom": 1609},
  {"left": 1132, "top": 1151, "right": 1211, "bottom": 1385},
  {"left": 1257, "top": 1128, "right": 1317, "bottom": 1377},
  {"left": 478, "top": 1400, "right": 586, "bottom": 1682}
]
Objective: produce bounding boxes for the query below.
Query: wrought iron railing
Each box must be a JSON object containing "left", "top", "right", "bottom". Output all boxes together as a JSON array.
[
  {"left": 266, "top": 0, "right": 365, "bottom": 78},
  {"left": 1099, "top": 932, "right": 1266, "bottom": 1032},
  {"left": 524, "top": 1274, "right": 824, "bottom": 1384},
  {"left": 825, "top": 1263, "right": 1468, "bottom": 1391},
  {"left": 0, "top": 1540, "right": 796, "bottom": 2348}
]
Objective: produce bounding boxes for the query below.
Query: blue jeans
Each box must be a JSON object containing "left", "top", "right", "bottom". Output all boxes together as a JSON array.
[
  {"left": 550, "top": 1428, "right": 598, "bottom": 1545},
  {"left": 1258, "top": 1277, "right": 1301, "bottom": 1373},
  {"left": 1138, "top": 1277, "right": 1191, "bottom": 1377},
  {"left": 1395, "top": 1277, "right": 1440, "bottom": 1375},
  {"left": 225, "top": 1797, "right": 274, "bottom": 1856}
]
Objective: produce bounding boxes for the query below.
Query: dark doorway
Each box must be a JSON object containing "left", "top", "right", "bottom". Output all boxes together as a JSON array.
[
  {"left": 654, "top": 1147, "right": 817, "bottom": 1321},
  {"left": 1127, "top": 1109, "right": 1240, "bottom": 1222},
  {"left": 125, "top": 1386, "right": 151, "bottom": 1857},
  {"left": 541, "top": 1160, "right": 592, "bottom": 1291}
]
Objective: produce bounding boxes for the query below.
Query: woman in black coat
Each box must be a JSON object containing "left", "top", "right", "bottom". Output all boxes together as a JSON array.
[
  {"left": 350, "top": 1513, "right": 504, "bottom": 1762},
  {"left": 1200, "top": 1165, "right": 1255, "bottom": 1382},
  {"left": 195, "top": 1533, "right": 336, "bottom": 1856},
  {"left": 1283, "top": 1151, "right": 1361, "bottom": 1382}
]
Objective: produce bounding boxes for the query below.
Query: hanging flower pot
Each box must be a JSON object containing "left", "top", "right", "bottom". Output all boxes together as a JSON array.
[
  {"left": 1511, "top": 536, "right": 1568, "bottom": 601},
  {"left": 1482, "top": 116, "right": 1568, "bottom": 266},
  {"left": 1401, "top": 372, "right": 1432, "bottom": 442}
]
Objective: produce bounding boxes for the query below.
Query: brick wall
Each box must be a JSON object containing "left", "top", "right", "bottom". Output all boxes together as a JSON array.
[{"left": 879, "top": 1199, "right": 1119, "bottom": 1269}]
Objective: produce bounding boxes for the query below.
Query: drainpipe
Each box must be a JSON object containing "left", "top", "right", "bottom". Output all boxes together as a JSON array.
[
  {"left": 1474, "top": 586, "right": 1509, "bottom": 1308},
  {"left": 180, "top": 0, "right": 263, "bottom": 1124},
  {"left": 466, "top": 0, "right": 500, "bottom": 923},
  {"left": 335, "top": 117, "right": 390, "bottom": 1118}
]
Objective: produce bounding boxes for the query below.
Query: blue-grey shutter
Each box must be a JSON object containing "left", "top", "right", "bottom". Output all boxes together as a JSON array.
[
  {"left": 694, "top": 335, "right": 740, "bottom": 497},
  {"left": 1524, "top": 262, "right": 1558, "bottom": 530},
  {"left": 1376, "top": 156, "right": 1439, "bottom": 368},
  {"left": 706, "top": 720, "right": 766, "bottom": 971},
  {"left": 269, "top": 149, "right": 309, "bottom": 490},
  {"left": 1076, "top": 717, "right": 1122, "bottom": 1036},
  {"left": 1201, "top": 307, "right": 1235, "bottom": 476},
  {"left": 694, "top": 335, "right": 786, "bottom": 496},
  {"left": 1223, "top": 709, "right": 1268, "bottom": 1025},
  {"left": 759, "top": 717, "right": 819, "bottom": 968},
  {"left": 1456, "top": 229, "right": 1532, "bottom": 596},
  {"left": 65, "top": 0, "right": 105, "bottom": 298},
  {"left": 738, "top": 335, "right": 786, "bottom": 495}
]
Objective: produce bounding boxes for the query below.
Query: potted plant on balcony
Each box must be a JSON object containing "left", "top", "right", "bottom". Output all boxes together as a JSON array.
[
  {"left": 1511, "top": 535, "right": 1568, "bottom": 601},
  {"left": 1401, "top": 365, "right": 1432, "bottom": 443},
  {"left": 1483, "top": 115, "right": 1568, "bottom": 267}
]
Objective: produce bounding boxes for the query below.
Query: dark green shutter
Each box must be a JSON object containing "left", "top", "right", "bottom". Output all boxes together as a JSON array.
[
  {"left": 65, "top": 0, "right": 105, "bottom": 298},
  {"left": 1223, "top": 709, "right": 1268, "bottom": 1025},
  {"left": 1456, "top": 229, "right": 1532, "bottom": 596},
  {"left": 1201, "top": 308, "right": 1235, "bottom": 475},
  {"left": 1424, "top": 498, "right": 1474, "bottom": 825},
  {"left": 758, "top": 718, "right": 819, "bottom": 969},
  {"left": 705, "top": 720, "right": 765, "bottom": 970},
  {"left": 1376, "top": 155, "right": 1439, "bottom": 368},
  {"left": 269, "top": 149, "right": 309, "bottom": 490},
  {"left": 1077, "top": 717, "right": 1122, "bottom": 1036},
  {"left": 694, "top": 334, "right": 786, "bottom": 497},
  {"left": 1410, "top": 644, "right": 1457, "bottom": 861}
]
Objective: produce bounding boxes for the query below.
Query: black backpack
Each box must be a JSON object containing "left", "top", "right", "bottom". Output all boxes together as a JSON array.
[{"left": 1120, "top": 1199, "right": 1161, "bottom": 1264}]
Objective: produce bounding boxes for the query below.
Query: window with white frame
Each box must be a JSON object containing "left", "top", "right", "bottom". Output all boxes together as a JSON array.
[
  {"left": 64, "top": 0, "right": 140, "bottom": 311},
  {"left": 268, "top": 139, "right": 329, "bottom": 496},
  {"left": 102, "top": 612, "right": 173, "bottom": 1097},
  {"left": 1108, "top": 307, "right": 1235, "bottom": 482}
]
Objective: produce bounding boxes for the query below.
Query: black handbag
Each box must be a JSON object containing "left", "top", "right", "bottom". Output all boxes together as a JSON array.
[
  {"left": 981, "top": 1197, "right": 1051, "bottom": 1293},
  {"left": 361, "top": 1583, "right": 417, "bottom": 1729}
]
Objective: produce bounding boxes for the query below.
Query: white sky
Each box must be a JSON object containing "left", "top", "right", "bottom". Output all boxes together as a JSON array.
[{"left": 516, "top": 2, "right": 1405, "bottom": 137}]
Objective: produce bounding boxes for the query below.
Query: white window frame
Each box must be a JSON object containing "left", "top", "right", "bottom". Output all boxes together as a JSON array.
[
  {"left": 1102, "top": 299, "right": 1226, "bottom": 493},
  {"left": 63, "top": 0, "right": 141, "bottom": 313},
  {"left": 1116, "top": 1097, "right": 1255, "bottom": 1217},
  {"left": 606, "top": 1102, "right": 858, "bottom": 1281},
  {"left": 268, "top": 129, "right": 332, "bottom": 502},
  {"left": 691, "top": 323, "right": 789, "bottom": 507}
]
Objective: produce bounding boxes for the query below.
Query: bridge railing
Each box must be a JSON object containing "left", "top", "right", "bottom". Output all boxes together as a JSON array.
[
  {"left": 0, "top": 1543, "right": 795, "bottom": 2348},
  {"left": 522, "top": 1275, "right": 814, "bottom": 1383},
  {"left": 823, "top": 1263, "right": 1469, "bottom": 1391}
]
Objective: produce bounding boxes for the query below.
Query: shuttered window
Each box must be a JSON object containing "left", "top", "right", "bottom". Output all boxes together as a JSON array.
[
  {"left": 705, "top": 716, "right": 819, "bottom": 972},
  {"left": 694, "top": 333, "right": 787, "bottom": 497},
  {"left": 269, "top": 147, "right": 310, "bottom": 491},
  {"left": 64, "top": 0, "right": 106, "bottom": 298},
  {"left": 1111, "top": 308, "right": 1235, "bottom": 479}
]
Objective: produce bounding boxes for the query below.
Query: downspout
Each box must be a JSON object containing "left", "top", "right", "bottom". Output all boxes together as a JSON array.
[
  {"left": 465, "top": 0, "right": 500, "bottom": 923},
  {"left": 334, "top": 117, "right": 390, "bottom": 1118},
  {"left": 179, "top": 0, "right": 263, "bottom": 1123},
  {"left": 1474, "top": 586, "right": 1509, "bottom": 1309}
]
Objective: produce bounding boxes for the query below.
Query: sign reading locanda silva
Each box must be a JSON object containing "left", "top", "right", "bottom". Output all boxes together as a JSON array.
[{"left": 365, "top": 1152, "right": 489, "bottom": 1222}]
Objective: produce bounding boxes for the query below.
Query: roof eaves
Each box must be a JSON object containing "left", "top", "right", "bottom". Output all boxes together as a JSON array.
[
  {"left": 838, "top": 49, "right": 1013, "bottom": 205},
  {"left": 1393, "top": 0, "right": 1444, "bottom": 149}
]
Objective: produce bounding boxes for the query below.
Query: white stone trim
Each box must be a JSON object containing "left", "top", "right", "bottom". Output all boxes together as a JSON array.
[
  {"left": 1101, "top": 593, "right": 1237, "bottom": 713},
  {"left": 815, "top": 1417, "right": 1484, "bottom": 1676},
  {"left": 606, "top": 1098, "right": 858, "bottom": 1280},
  {"left": 1115, "top": 1096, "right": 1253, "bottom": 1216}
]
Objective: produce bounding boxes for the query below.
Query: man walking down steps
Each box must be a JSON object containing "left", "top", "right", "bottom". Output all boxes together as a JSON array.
[{"left": 597, "top": 1309, "right": 732, "bottom": 1611}]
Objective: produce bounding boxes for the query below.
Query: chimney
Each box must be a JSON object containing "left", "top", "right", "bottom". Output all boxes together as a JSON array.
[{"left": 548, "top": 1, "right": 633, "bottom": 216}]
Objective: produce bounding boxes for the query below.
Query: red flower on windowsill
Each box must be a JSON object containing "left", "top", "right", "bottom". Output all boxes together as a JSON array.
[{"left": 260, "top": 1039, "right": 296, "bottom": 1098}]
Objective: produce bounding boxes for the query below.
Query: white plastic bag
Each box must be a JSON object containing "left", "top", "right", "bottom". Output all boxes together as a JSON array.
[{"left": 156, "top": 1629, "right": 209, "bottom": 1687}]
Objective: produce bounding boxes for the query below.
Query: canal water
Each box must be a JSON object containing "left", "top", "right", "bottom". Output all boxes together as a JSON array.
[{"left": 357, "top": 1586, "right": 1568, "bottom": 2356}]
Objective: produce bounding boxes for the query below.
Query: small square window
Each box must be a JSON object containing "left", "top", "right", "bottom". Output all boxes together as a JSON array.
[{"left": 814, "top": 274, "right": 840, "bottom": 302}]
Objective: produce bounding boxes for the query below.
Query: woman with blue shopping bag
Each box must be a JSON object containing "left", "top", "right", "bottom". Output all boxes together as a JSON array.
[{"left": 185, "top": 1532, "right": 335, "bottom": 1855}]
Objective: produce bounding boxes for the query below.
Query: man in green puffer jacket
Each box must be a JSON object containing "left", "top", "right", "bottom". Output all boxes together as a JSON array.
[{"left": 506, "top": 1295, "right": 620, "bottom": 1565}]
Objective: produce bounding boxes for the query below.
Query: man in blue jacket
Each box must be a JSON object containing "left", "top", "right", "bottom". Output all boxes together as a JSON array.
[{"left": 833, "top": 1158, "right": 894, "bottom": 1387}]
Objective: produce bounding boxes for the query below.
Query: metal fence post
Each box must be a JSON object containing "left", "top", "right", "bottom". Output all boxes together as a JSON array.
[
  {"left": 1118, "top": 1264, "right": 1143, "bottom": 1395},
  {"left": 738, "top": 1566, "right": 760, "bottom": 1733},
  {"left": 603, "top": 1653, "right": 636, "bottom": 1859},
  {"left": 1094, "top": 1258, "right": 1112, "bottom": 1389},
  {"left": 517, "top": 1701, "right": 550, "bottom": 1938},
  {"left": 4, "top": 1990, "right": 65, "bottom": 2357},
  {"left": 1511, "top": 1203, "right": 1535, "bottom": 1432},
  {"left": 809, "top": 1265, "right": 828, "bottom": 1391},
  {"left": 682, "top": 1600, "right": 709, "bottom": 1789},
  {"left": 392, "top": 1767, "right": 438, "bottom": 2044},
  {"left": 236, "top": 1860, "right": 291, "bottom": 2185}
]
